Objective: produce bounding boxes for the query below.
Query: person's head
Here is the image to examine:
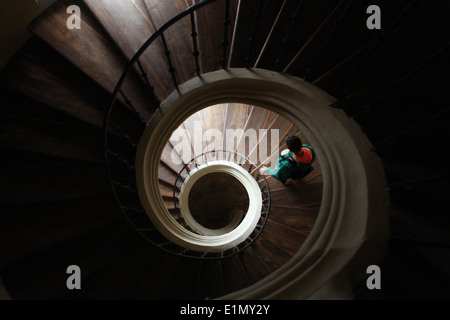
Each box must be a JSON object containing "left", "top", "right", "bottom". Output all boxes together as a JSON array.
[{"left": 285, "top": 135, "right": 302, "bottom": 154}]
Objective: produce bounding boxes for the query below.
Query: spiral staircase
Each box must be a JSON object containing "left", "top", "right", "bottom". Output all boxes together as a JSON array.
[{"left": 1, "top": 0, "right": 449, "bottom": 300}]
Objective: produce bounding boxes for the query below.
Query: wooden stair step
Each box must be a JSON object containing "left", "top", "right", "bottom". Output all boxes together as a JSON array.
[
  {"left": 0, "top": 104, "right": 104, "bottom": 163},
  {"left": 0, "top": 161, "right": 110, "bottom": 205},
  {"left": 283, "top": 0, "right": 359, "bottom": 77},
  {"left": 269, "top": 205, "right": 319, "bottom": 234},
  {"left": 0, "top": 150, "right": 66, "bottom": 170},
  {"left": 29, "top": 0, "right": 153, "bottom": 119},
  {"left": 132, "top": 250, "right": 184, "bottom": 299},
  {"left": 251, "top": 233, "right": 292, "bottom": 274},
  {"left": 59, "top": 224, "right": 147, "bottom": 300},
  {"left": 238, "top": 246, "right": 271, "bottom": 285},
  {"left": 268, "top": 172, "right": 323, "bottom": 190},
  {"left": 0, "top": 37, "right": 108, "bottom": 128},
  {"left": 347, "top": 1, "right": 450, "bottom": 98},
  {"left": 159, "top": 182, "right": 177, "bottom": 200},
  {"left": 144, "top": 0, "right": 198, "bottom": 88},
  {"left": 169, "top": 123, "right": 195, "bottom": 165},
  {"left": 221, "top": 254, "right": 251, "bottom": 294},
  {"left": 229, "top": 0, "right": 284, "bottom": 68},
  {"left": 1, "top": 240, "right": 71, "bottom": 299},
  {"left": 256, "top": 0, "right": 338, "bottom": 71},
  {"left": 80, "top": 237, "right": 163, "bottom": 299},
  {"left": 194, "top": 0, "right": 239, "bottom": 73},
  {"left": 258, "top": 124, "right": 303, "bottom": 169},
  {"left": 179, "top": 111, "right": 204, "bottom": 155},
  {"left": 83, "top": 0, "right": 173, "bottom": 101},
  {"left": 227, "top": 104, "right": 255, "bottom": 153},
  {"left": 197, "top": 259, "right": 226, "bottom": 300},
  {"left": 270, "top": 179, "right": 323, "bottom": 207},
  {"left": 162, "top": 196, "right": 177, "bottom": 211},
  {"left": 313, "top": 0, "right": 424, "bottom": 96},
  {"left": 160, "top": 143, "right": 186, "bottom": 176},
  {"left": 1, "top": 220, "right": 134, "bottom": 299},
  {"left": 165, "top": 257, "right": 204, "bottom": 299},
  {"left": 0, "top": 195, "right": 122, "bottom": 269},
  {"left": 235, "top": 106, "right": 276, "bottom": 155},
  {"left": 261, "top": 219, "right": 308, "bottom": 256},
  {"left": 224, "top": 103, "right": 252, "bottom": 133},
  {"left": 158, "top": 161, "right": 179, "bottom": 187},
  {"left": 197, "top": 103, "right": 227, "bottom": 136},
  {"left": 285, "top": 0, "right": 380, "bottom": 81},
  {"left": 265, "top": 175, "right": 286, "bottom": 189},
  {"left": 248, "top": 113, "right": 293, "bottom": 164}
]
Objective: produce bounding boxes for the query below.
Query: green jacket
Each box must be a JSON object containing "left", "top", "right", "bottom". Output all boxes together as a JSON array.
[{"left": 265, "top": 145, "right": 315, "bottom": 183}]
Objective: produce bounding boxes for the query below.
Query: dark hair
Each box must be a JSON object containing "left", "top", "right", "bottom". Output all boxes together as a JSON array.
[{"left": 285, "top": 135, "right": 302, "bottom": 153}]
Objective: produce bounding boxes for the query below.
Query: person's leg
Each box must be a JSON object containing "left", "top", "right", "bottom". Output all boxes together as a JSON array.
[{"left": 298, "top": 166, "right": 314, "bottom": 179}]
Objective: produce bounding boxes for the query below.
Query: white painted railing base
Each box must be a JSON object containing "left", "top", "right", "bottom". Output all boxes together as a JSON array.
[
  {"left": 178, "top": 161, "right": 262, "bottom": 239},
  {"left": 135, "top": 68, "right": 389, "bottom": 299}
]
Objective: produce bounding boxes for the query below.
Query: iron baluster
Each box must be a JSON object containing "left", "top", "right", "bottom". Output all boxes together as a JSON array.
[
  {"left": 180, "top": 248, "right": 190, "bottom": 256},
  {"left": 245, "top": 0, "right": 263, "bottom": 68},
  {"left": 352, "top": 40, "right": 450, "bottom": 120},
  {"left": 221, "top": 0, "right": 231, "bottom": 69},
  {"left": 390, "top": 236, "right": 450, "bottom": 250},
  {"left": 107, "top": 148, "right": 135, "bottom": 171},
  {"left": 108, "top": 120, "right": 137, "bottom": 149},
  {"left": 121, "top": 206, "right": 145, "bottom": 214},
  {"left": 275, "top": 0, "right": 304, "bottom": 70},
  {"left": 111, "top": 180, "right": 138, "bottom": 194},
  {"left": 160, "top": 32, "right": 178, "bottom": 89},
  {"left": 189, "top": 12, "right": 201, "bottom": 76},
  {"left": 105, "top": 0, "right": 261, "bottom": 261},
  {"left": 374, "top": 106, "right": 450, "bottom": 151},
  {"left": 158, "top": 241, "right": 173, "bottom": 248},
  {"left": 303, "top": 0, "right": 353, "bottom": 81},
  {"left": 333, "top": 1, "right": 417, "bottom": 95},
  {"left": 387, "top": 170, "right": 449, "bottom": 190},
  {"left": 136, "top": 58, "right": 160, "bottom": 106},
  {"left": 137, "top": 227, "right": 156, "bottom": 233},
  {"left": 170, "top": 149, "right": 271, "bottom": 259},
  {"left": 118, "top": 89, "right": 147, "bottom": 127}
]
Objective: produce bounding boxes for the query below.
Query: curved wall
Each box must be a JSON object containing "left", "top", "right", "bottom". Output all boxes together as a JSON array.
[{"left": 136, "top": 68, "right": 389, "bottom": 299}]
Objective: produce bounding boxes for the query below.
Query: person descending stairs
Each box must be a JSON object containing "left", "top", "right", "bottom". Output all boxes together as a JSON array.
[{"left": 259, "top": 135, "right": 316, "bottom": 185}]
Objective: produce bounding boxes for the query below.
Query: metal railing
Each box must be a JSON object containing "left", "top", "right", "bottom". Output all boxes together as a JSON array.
[
  {"left": 170, "top": 149, "right": 271, "bottom": 251},
  {"left": 103, "top": 0, "right": 272, "bottom": 259}
]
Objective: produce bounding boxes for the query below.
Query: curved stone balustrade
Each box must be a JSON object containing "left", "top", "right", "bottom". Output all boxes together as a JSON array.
[{"left": 136, "top": 68, "right": 389, "bottom": 299}]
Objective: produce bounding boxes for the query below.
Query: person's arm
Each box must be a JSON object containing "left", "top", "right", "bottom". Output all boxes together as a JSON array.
[{"left": 264, "top": 166, "right": 276, "bottom": 176}]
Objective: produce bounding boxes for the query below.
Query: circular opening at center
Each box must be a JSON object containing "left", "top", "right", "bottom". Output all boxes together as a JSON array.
[{"left": 188, "top": 172, "right": 249, "bottom": 230}]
